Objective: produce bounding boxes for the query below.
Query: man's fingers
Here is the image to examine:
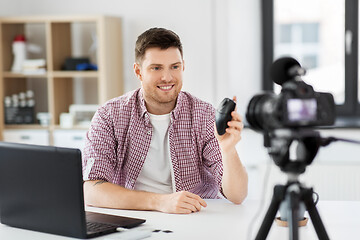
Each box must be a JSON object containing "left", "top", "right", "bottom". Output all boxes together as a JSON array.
[
  {"left": 183, "top": 197, "right": 202, "bottom": 211},
  {"left": 166, "top": 191, "right": 207, "bottom": 214},
  {"left": 179, "top": 202, "right": 199, "bottom": 213},
  {"left": 232, "top": 96, "right": 237, "bottom": 103},
  {"left": 227, "top": 120, "right": 244, "bottom": 131},
  {"left": 232, "top": 96, "right": 238, "bottom": 111},
  {"left": 184, "top": 191, "right": 207, "bottom": 208},
  {"left": 198, "top": 197, "right": 207, "bottom": 207},
  {"left": 231, "top": 111, "right": 242, "bottom": 122},
  {"left": 176, "top": 207, "right": 192, "bottom": 214}
]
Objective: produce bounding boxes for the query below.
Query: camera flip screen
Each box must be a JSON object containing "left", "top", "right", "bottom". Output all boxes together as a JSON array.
[{"left": 287, "top": 98, "right": 317, "bottom": 122}]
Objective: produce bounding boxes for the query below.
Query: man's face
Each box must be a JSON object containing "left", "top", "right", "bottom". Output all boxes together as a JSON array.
[{"left": 134, "top": 47, "right": 184, "bottom": 112}]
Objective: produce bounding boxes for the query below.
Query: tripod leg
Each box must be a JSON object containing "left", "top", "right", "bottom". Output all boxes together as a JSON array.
[
  {"left": 303, "top": 188, "right": 330, "bottom": 240},
  {"left": 255, "top": 185, "right": 285, "bottom": 240},
  {"left": 288, "top": 191, "right": 299, "bottom": 240}
]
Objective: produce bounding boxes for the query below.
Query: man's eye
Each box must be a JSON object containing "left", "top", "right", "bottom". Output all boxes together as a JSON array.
[
  {"left": 172, "top": 65, "right": 179, "bottom": 70},
  {"left": 152, "top": 66, "right": 160, "bottom": 70}
]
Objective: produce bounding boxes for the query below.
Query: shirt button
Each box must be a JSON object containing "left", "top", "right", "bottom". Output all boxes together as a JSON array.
[{"left": 147, "top": 130, "right": 151, "bottom": 135}]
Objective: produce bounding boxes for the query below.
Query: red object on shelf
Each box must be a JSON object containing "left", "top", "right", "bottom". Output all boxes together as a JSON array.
[{"left": 13, "top": 34, "right": 26, "bottom": 42}]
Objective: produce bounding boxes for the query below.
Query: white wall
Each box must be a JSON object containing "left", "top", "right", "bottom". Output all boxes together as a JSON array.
[
  {"left": 0, "top": 0, "right": 262, "bottom": 112},
  {"left": 227, "top": 0, "right": 262, "bottom": 114}
]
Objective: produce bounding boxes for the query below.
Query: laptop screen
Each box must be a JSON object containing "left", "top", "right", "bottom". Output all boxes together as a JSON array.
[{"left": 0, "top": 142, "right": 87, "bottom": 238}]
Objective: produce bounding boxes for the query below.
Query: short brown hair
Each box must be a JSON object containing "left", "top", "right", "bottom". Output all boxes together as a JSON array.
[{"left": 135, "top": 27, "right": 183, "bottom": 64}]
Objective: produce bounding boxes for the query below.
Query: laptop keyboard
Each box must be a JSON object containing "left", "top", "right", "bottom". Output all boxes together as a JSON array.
[{"left": 86, "top": 221, "right": 118, "bottom": 232}]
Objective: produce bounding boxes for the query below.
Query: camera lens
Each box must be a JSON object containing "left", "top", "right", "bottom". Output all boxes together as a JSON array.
[
  {"left": 246, "top": 94, "right": 265, "bottom": 131},
  {"left": 246, "top": 93, "right": 282, "bottom": 131}
]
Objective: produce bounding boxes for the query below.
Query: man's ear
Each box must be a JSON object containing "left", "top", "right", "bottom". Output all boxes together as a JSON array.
[
  {"left": 182, "top": 59, "right": 185, "bottom": 71},
  {"left": 133, "top": 63, "right": 142, "bottom": 81}
]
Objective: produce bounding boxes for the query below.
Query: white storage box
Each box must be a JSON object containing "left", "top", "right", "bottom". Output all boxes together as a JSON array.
[
  {"left": 53, "top": 129, "right": 87, "bottom": 151},
  {"left": 3, "top": 129, "right": 49, "bottom": 146}
]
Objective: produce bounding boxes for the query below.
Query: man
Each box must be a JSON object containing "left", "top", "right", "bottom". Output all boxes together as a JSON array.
[{"left": 82, "top": 27, "right": 248, "bottom": 214}]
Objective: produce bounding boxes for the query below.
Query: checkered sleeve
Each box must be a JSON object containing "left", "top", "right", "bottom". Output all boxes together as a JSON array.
[
  {"left": 201, "top": 106, "right": 224, "bottom": 194},
  {"left": 82, "top": 105, "right": 117, "bottom": 182}
]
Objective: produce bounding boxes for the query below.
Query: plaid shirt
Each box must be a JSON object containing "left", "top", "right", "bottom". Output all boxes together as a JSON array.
[{"left": 82, "top": 88, "right": 223, "bottom": 198}]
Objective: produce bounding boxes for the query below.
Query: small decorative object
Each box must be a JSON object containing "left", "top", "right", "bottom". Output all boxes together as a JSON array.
[
  {"left": 22, "top": 59, "right": 46, "bottom": 74},
  {"left": 11, "top": 34, "right": 44, "bottom": 73},
  {"left": 11, "top": 34, "right": 27, "bottom": 72},
  {"left": 4, "top": 90, "right": 35, "bottom": 124},
  {"left": 69, "top": 104, "right": 98, "bottom": 127},
  {"left": 60, "top": 113, "right": 74, "bottom": 128},
  {"left": 36, "top": 112, "right": 51, "bottom": 126},
  {"left": 63, "top": 57, "right": 90, "bottom": 71},
  {"left": 89, "top": 31, "right": 97, "bottom": 64}
]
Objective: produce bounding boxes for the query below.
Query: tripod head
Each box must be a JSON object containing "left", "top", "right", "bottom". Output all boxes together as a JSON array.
[
  {"left": 263, "top": 129, "right": 322, "bottom": 174},
  {"left": 262, "top": 128, "right": 360, "bottom": 175}
]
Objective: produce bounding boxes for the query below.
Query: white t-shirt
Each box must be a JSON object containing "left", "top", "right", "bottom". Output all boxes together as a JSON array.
[{"left": 134, "top": 113, "right": 175, "bottom": 194}]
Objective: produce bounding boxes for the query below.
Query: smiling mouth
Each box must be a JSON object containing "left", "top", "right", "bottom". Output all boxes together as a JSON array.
[{"left": 158, "top": 85, "right": 174, "bottom": 91}]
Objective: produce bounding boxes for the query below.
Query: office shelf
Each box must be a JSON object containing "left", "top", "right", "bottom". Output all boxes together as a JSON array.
[
  {"left": 52, "top": 71, "right": 98, "bottom": 78},
  {"left": 3, "top": 71, "right": 48, "bottom": 78},
  {"left": 0, "top": 15, "right": 123, "bottom": 144},
  {"left": 4, "top": 124, "right": 48, "bottom": 129}
]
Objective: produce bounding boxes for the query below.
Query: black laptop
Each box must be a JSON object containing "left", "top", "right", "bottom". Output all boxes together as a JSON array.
[{"left": 0, "top": 142, "right": 145, "bottom": 238}]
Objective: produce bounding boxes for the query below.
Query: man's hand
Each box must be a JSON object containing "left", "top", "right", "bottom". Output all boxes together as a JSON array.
[
  {"left": 157, "top": 191, "right": 207, "bottom": 214},
  {"left": 215, "top": 96, "right": 244, "bottom": 151},
  {"left": 214, "top": 96, "right": 248, "bottom": 204}
]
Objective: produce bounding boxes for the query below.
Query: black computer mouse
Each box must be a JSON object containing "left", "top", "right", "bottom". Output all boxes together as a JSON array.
[{"left": 215, "top": 98, "right": 236, "bottom": 135}]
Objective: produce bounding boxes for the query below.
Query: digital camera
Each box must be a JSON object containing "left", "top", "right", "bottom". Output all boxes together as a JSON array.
[{"left": 246, "top": 57, "right": 336, "bottom": 132}]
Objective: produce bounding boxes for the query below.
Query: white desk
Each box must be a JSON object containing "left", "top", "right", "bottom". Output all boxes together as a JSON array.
[{"left": 1, "top": 199, "right": 360, "bottom": 239}]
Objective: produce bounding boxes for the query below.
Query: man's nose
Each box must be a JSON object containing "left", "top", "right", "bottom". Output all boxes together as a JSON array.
[{"left": 161, "top": 69, "right": 173, "bottom": 81}]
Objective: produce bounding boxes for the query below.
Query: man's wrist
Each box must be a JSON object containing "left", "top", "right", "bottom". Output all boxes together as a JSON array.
[
  {"left": 220, "top": 147, "right": 238, "bottom": 158},
  {"left": 146, "top": 192, "right": 163, "bottom": 211}
]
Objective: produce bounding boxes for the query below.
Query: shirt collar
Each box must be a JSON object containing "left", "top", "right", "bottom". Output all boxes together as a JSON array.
[
  {"left": 138, "top": 87, "right": 185, "bottom": 121},
  {"left": 171, "top": 91, "right": 185, "bottom": 121},
  {"left": 138, "top": 88, "right": 148, "bottom": 118}
]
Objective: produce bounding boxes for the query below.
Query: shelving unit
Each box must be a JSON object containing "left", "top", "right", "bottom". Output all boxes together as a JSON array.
[{"left": 0, "top": 16, "right": 123, "bottom": 146}]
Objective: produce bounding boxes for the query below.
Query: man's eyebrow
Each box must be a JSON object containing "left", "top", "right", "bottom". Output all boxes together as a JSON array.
[
  {"left": 148, "top": 63, "right": 163, "bottom": 67},
  {"left": 148, "top": 62, "right": 182, "bottom": 67}
]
